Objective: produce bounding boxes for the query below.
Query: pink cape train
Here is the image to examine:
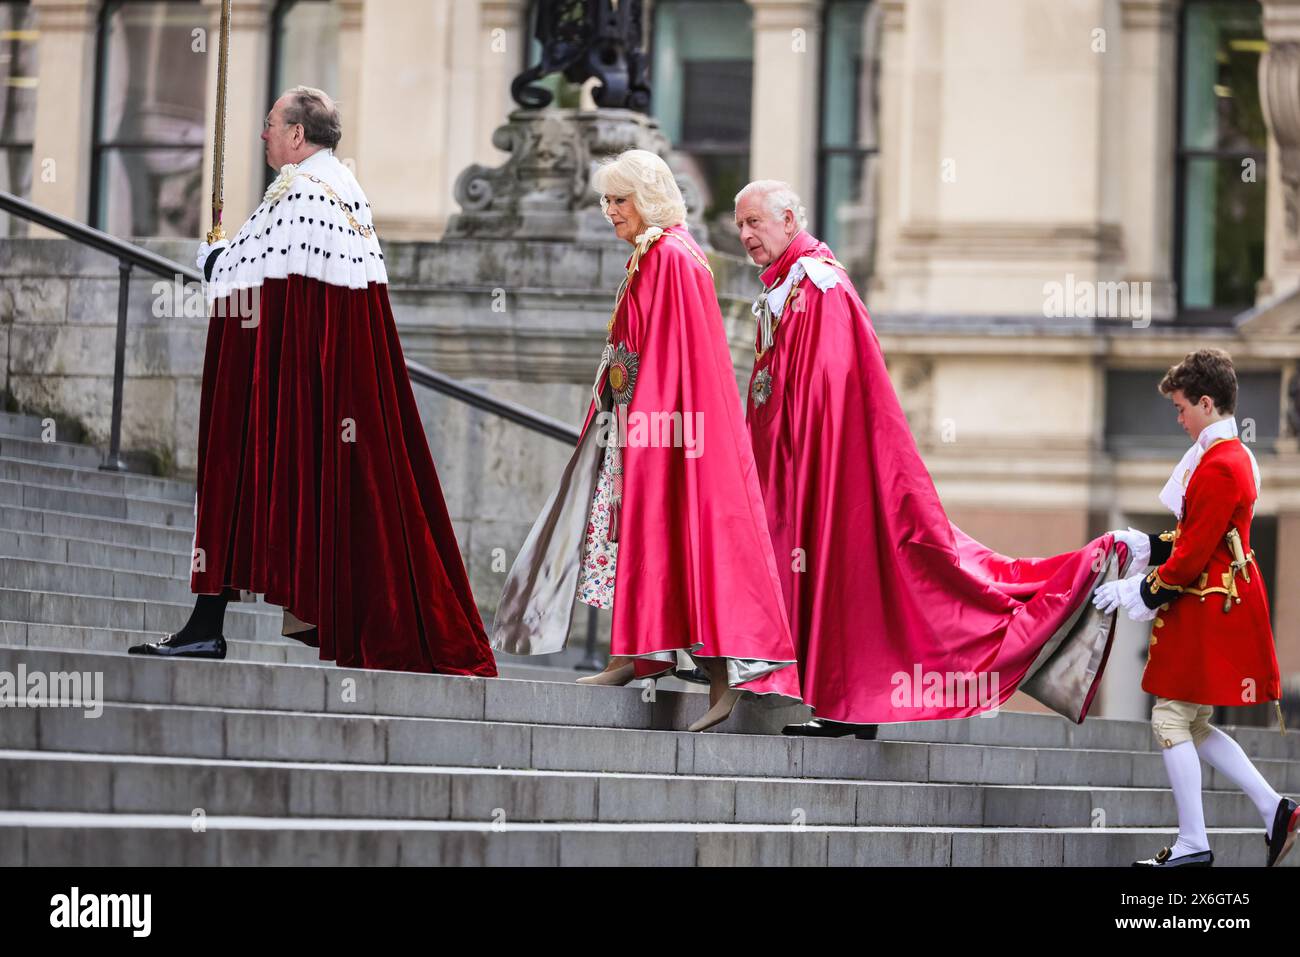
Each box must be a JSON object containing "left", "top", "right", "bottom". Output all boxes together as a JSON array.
[{"left": 744, "top": 231, "right": 1125, "bottom": 724}]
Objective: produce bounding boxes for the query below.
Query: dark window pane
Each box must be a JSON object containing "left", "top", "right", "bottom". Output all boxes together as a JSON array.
[
  {"left": 95, "top": 1, "right": 205, "bottom": 236},
  {"left": 99, "top": 1, "right": 206, "bottom": 145},
  {"left": 0, "top": 146, "right": 31, "bottom": 235},
  {"left": 0, "top": 1, "right": 37, "bottom": 236},
  {"left": 97, "top": 147, "right": 203, "bottom": 238},
  {"left": 1105, "top": 369, "right": 1281, "bottom": 455},
  {"left": 819, "top": 0, "right": 876, "bottom": 255},
  {"left": 0, "top": 2, "right": 38, "bottom": 146},
  {"left": 651, "top": 0, "right": 752, "bottom": 246},
  {"left": 1181, "top": 1, "right": 1267, "bottom": 154},
  {"left": 1178, "top": 1, "right": 1267, "bottom": 310},
  {"left": 820, "top": 151, "right": 867, "bottom": 255},
  {"left": 274, "top": 0, "right": 340, "bottom": 103},
  {"left": 681, "top": 59, "right": 751, "bottom": 144},
  {"left": 1180, "top": 156, "right": 1267, "bottom": 308}
]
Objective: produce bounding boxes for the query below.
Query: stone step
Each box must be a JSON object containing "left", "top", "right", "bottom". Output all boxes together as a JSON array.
[
  {"left": 5, "top": 646, "right": 1295, "bottom": 760},
  {"left": 6, "top": 699, "right": 1298, "bottom": 792},
  {"left": 0, "top": 619, "right": 676, "bottom": 692},
  {"left": 0, "top": 504, "right": 196, "bottom": 552},
  {"left": 0, "top": 646, "right": 801, "bottom": 737},
  {"left": 0, "top": 556, "right": 195, "bottom": 604},
  {"left": 0, "top": 620, "right": 322, "bottom": 663},
  {"left": 0, "top": 750, "right": 1278, "bottom": 831},
  {"left": 0, "top": 812, "right": 1286, "bottom": 866},
  {"left": 0, "top": 455, "right": 194, "bottom": 504},
  {"left": 0, "top": 431, "right": 105, "bottom": 469},
  {"left": 0, "top": 411, "right": 48, "bottom": 439},
  {"left": 0, "top": 529, "right": 187, "bottom": 577},
  {"left": 0, "top": 478, "right": 193, "bottom": 528},
  {"left": 0, "top": 588, "right": 285, "bottom": 641},
  {"left": 0, "top": 623, "right": 609, "bottom": 679}
]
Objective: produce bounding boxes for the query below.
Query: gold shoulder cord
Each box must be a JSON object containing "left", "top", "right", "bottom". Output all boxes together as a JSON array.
[
  {"left": 292, "top": 172, "right": 375, "bottom": 238},
  {"left": 670, "top": 233, "right": 713, "bottom": 275},
  {"left": 607, "top": 230, "right": 710, "bottom": 335},
  {"left": 608, "top": 233, "right": 659, "bottom": 334}
]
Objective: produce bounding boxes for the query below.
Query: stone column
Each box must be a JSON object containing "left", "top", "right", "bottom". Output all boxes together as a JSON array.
[
  {"left": 1260, "top": 0, "right": 1300, "bottom": 300},
  {"left": 1119, "top": 0, "right": 1180, "bottom": 320},
  {"left": 28, "top": 0, "right": 101, "bottom": 231},
  {"left": 199, "top": 0, "right": 272, "bottom": 235},
  {"left": 867, "top": 0, "right": 905, "bottom": 301},
  {"left": 746, "top": 0, "right": 823, "bottom": 197},
  {"left": 336, "top": 0, "right": 365, "bottom": 168},
  {"left": 870, "top": 0, "right": 1127, "bottom": 317},
  {"left": 478, "top": 0, "right": 528, "bottom": 162},
  {"left": 355, "top": 0, "right": 450, "bottom": 239}
]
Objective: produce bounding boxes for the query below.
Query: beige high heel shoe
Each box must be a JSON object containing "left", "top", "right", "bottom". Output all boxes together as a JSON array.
[
  {"left": 575, "top": 662, "right": 636, "bottom": 686},
  {"left": 688, "top": 688, "right": 742, "bottom": 732}
]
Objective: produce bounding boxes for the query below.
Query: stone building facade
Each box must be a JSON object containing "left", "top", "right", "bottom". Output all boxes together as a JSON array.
[{"left": 0, "top": 0, "right": 1298, "bottom": 721}]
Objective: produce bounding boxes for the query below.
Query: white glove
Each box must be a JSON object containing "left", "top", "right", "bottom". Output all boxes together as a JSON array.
[
  {"left": 196, "top": 239, "right": 230, "bottom": 278},
  {"left": 1093, "top": 572, "right": 1157, "bottom": 622},
  {"left": 1107, "top": 527, "right": 1151, "bottom": 568},
  {"left": 1092, "top": 580, "right": 1122, "bottom": 614}
]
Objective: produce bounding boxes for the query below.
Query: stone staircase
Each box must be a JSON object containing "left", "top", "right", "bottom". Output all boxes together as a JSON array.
[{"left": 1, "top": 409, "right": 1297, "bottom": 866}]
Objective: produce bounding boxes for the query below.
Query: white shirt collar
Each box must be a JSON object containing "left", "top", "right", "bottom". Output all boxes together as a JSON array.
[
  {"left": 288, "top": 147, "right": 332, "bottom": 176},
  {"left": 1196, "top": 416, "right": 1238, "bottom": 450},
  {"left": 1157, "top": 416, "right": 1260, "bottom": 517}
]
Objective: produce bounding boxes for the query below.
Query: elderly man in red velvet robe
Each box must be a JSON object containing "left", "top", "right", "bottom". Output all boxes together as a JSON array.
[
  {"left": 734, "top": 179, "right": 1124, "bottom": 738},
  {"left": 129, "top": 86, "right": 496, "bottom": 677}
]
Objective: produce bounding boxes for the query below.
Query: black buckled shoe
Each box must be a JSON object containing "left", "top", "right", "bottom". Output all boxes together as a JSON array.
[
  {"left": 1266, "top": 797, "right": 1299, "bottom": 867},
  {"left": 782, "top": 718, "right": 878, "bottom": 740},
  {"left": 1133, "top": 846, "right": 1214, "bottom": 868},
  {"left": 128, "top": 633, "right": 227, "bottom": 659}
]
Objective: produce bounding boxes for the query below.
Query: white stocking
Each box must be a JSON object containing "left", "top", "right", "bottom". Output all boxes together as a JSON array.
[
  {"left": 1196, "top": 726, "right": 1282, "bottom": 836},
  {"left": 1162, "top": 741, "right": 1210, "bottom": 856}
]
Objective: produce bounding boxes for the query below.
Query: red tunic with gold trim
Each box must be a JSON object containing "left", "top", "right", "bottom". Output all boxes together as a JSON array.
[{"left": 1139, "top": 437, "right": 1280, "bottom": 705}]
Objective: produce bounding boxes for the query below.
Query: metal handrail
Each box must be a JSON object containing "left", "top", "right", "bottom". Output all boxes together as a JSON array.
[
  {"left": 0, "top": 189, "right": 600, "bottom": 668},
  {"left": 0, "top": 189, "right": 581, "bottom": 452}
]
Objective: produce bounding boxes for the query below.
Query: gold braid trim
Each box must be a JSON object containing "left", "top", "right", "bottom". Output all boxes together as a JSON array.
[
  {"left": 1146, "top": 554, "right": 1257, "bottom": 600},
  {"left": 607, "top": 230, "right": 664, "bottom": 334},
  {"left": 608, "top": 230, "right": 713, "bottom": 335},
  {"left": 670, "top": 233, "right": 713, "bottom": 274},
  {"left": 292, "top": 172, "right": 375, "bottom": 238},
  {"left": 1146, "top": 569, "right": 1181, "bottom": 593}
]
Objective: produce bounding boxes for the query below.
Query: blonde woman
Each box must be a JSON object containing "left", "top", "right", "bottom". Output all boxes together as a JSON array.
[{"left": 493, "top": 149, "right": 800, "bottom": 731}]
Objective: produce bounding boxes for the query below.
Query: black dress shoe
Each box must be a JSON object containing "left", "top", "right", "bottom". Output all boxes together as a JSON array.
[
  {"left": 128, "top": 633, "right": 227, "bottom": 659},
  {"left": 1132, "top": 846, "right": 1214, "bottom": 868},
  {"left": 674, "top": 666, "right": 710, "bottom": 685},
  {"left": 782, "top": 718, "right": 878, "bottom": 740},
  {"left": 1266, "top": 797, "right": 1299, "bottom": 867}
]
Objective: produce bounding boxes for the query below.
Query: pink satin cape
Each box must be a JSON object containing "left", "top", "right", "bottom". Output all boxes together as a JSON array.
[
  {"left": 588, "top": 225, "right": 801, "bottom": 698},
  {"left": 744, "top": 231, "right": 1118, "bottom": 723}
]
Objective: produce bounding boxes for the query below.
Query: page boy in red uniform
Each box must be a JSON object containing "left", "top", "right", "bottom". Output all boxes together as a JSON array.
[{"left": 1096, "top": 348, "right": 1296, "bottom": 867}]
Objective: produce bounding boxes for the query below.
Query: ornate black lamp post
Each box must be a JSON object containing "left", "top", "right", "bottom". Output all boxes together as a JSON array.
[{"left": 512, "top": 0, "right": 651, "bottom": 111}]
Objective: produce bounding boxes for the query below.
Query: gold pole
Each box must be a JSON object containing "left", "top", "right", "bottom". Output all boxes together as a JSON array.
[{"left": 206, "top": 0, "right": 233, "bottom": 243}]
